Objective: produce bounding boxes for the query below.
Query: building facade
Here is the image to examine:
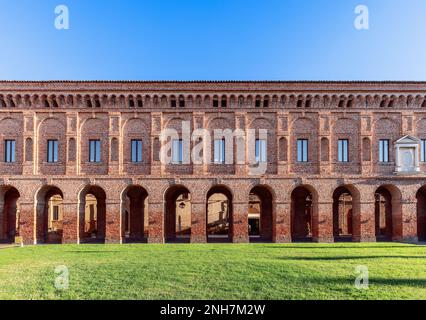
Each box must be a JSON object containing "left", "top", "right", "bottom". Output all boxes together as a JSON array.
[{"left": 1, "top": 81, "right": 426, "bottom": 245}]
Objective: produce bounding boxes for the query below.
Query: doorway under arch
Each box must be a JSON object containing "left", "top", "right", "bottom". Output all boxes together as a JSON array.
[
  {"left": 122, "top": 185, "right": 148, "bottom": 243},
  {"left": 207, "top": 186, "right": 233, "bottom": 243},
  {"left": 291, "top": 186, "right": 315, "bottom": 242},
  {"left": 1, "top": 186, "right": 20, "bottom": 243},
  {"left": 79, "top": 185, "right": 106, "bottom": 243},
  {"left": 249, "top": 186, "right": 273, "bottom": 242},
  {"left": 36, "top": 186, "right": 64, "bottom": 244},
  {"left": 333, "top": 186, "right": 354, "bottom": 241},
  {"left": 165, "top": 186, "right": 191, "bottom": 243}
]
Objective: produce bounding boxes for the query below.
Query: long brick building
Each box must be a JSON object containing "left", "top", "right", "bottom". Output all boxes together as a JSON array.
[{"left": 1, "top": 81, "right": 426, "bottom": 245}]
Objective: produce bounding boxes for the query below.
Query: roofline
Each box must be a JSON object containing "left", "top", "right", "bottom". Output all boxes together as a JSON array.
[{"left": 0, "top": 80, "right": 425, "bottom": 84}]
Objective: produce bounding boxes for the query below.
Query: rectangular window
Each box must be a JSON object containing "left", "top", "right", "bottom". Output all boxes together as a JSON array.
[
  {"left": 255, "top": 139, "right": 267, "bottom": 163},
  {"left": 131, "top": 139, "right": 142, "bottom": 163},
  {"left": 172, "top": 139, "right": 183, "bottom": 164},
  {"left": 422, "top": 140, "right": 426, "bottom": 162},
  {"left": 53, "top": 205, "right": 59, "bottom": 221},
  {"left": 338, "top": 139, "right": 349, "bottom": 162},
  {"left": 379, "top": 139, "right": 389, "bottom": 163},
  {"left": 214, "top": 139, "right": 225, "bottom": 164},
  {"left": 47, "top": 140, "right": 58, "bottom": 163},
  {"left": 297, "top": 139, "right": 308, "bottom": 162},
  {"left": 89, "top": 140, "right": 101, "bottom": 163},
  {"left": 4, "top": 140, "right": 15, "bottom": 163}
]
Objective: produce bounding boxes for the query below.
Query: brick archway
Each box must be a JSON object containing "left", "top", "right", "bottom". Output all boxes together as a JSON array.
[
  {"left": 206, "top": 186, "right": 233, "bottom": 243},
  {"left": 122, "top": 185, "right": 148, "bottom": 243},
  {"left": 249, "top": 186, "right": 273, "bottom": 242},
  {"left": 35, "top": 186, "right": 63, "bottom": 244},
  {"left": 333, "top": 186, "right": 354, "bottom": 242},
  {"left": 291, "top": 186, "right": 316, "bottom": 242},
  {"left": 78, "top": 185, "right": 106, "bottom": 244},
  {"left": 374, "top": 185, "right": 401, "bottom": 241},
  {"left": 417, "top": 186, "right": 426, "bottom": 241},
  {"left": 0, "top": 186, "right": 20, "bottom": 243},
  {"left": 164, "top": 185, "right": 191, "bottom": 243}
]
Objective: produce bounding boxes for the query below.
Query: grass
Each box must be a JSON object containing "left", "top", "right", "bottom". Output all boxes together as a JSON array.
[{"left": 0, "top": 243, "right": 425, "bottom": 300}]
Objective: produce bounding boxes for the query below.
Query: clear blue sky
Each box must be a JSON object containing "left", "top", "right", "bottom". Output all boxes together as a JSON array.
[{"left": 0, "top": 0, "right": 425, "bottom": 80}]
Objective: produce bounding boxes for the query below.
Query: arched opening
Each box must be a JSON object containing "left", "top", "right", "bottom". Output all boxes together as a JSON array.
[
  {"left": 1, "top": 187, "right": 20, "bottom": 243},
  {"left": 36, "top": 186, "right": 63, "bottom": 244},
  {"left": 249, "top": 186, "right": 273, "bottom": 242},
  {"left": 291, "top": 186, "right": 314, "bottom": 242},
  {"left": 122, "top": 186, "right": 148, "bottom": 243},
  {"left": 333, "top": 186, "right": 354, "bottom": 241},
  {"left": 207, "top": 186, "right": 233, "bottom": 242},
  {"left": 79, "top": 186, "right": 106, "bottom": 243},
  {"left": 417, "top": 186, "right": 426, "bottom": 241},
  {"left": 375, "top": 186, "right": 396, "bottom": 241},
  {"left": 165, "top": 186, "right": 191, "bottom": 243}
]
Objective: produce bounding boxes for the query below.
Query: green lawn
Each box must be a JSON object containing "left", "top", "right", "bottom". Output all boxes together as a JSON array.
[{"left": 0, "top": 243, "right": 425, "bottom": 300}]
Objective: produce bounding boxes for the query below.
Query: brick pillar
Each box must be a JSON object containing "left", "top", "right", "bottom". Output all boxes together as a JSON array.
[
  {"left": 19, "top": 202, "right": 35, "bottom": 245},
  {"left": 62, "top": 201, "right": 78, "bottom": 244},
  {"left": 313, "top": 201, "right": 333, "bottom": 243},
  {"left": 353, "top": 200, "right": 376, "bottom": 242},
  {"left": 273, "top": 201, "right": 291, "bottom": 243},
  {"left": 148, "top": 201, "right": 164, "bottom": 244},
  {"left": 232, "top": 202, "right": 249, "bottom": 243},
  {"left": 105, "top": 200, "right": 121, "bottom": 244},
  {"left": 191, "top": 202, "right": 206, "bottom": 243},
  {"left": 78, "top": 201, "right": 85, "bottom": 244},
  {"left": 400, "top": 200, "right": 418, "bottom": 243}
]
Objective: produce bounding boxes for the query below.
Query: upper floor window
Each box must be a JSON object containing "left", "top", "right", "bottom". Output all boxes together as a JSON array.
[
  {"left": 4, "top": 140, "right": 15, "bottom": 163},
  {"left": 214, "top": 139, "right": 225, "bottom": 164},
  {"left": 379, "top": 139, "right": 389, "bottom": 163},
  {"left": 131, "top": 139, "right": 142, "bottom": 163},
  {"left": 89, "top": 139, "right": 101, "bottom": 163},
  {"left": 172, "top": 139, "right": 183, "bottom": 164},
  {"left": 255, "top": 139, "right": 267, "bottom": 163},
  {"left": 297, "top": 139, "right": 308, "bottom": 162},
  {"left": 47, "top": 140, "right": 58, "bottom": 163},
  {"left": 421, "top": 139, "right": 426, "bottom": 162},
  {"left": 338, "top": 139, "right": 349, "bottom": 162}
]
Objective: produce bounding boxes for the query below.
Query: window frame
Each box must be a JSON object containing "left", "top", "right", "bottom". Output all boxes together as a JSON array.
[
  {"left": 379, "top": 139, "right": 390, "bottom": 163},
  {"left": 47, "top": 139, "right": 59, "bottom": 163},
  {"left": 131, "top": 139, "right": 143, "bottom": 163},
  {"left": 297, "top": 139, "right": 308, "bottom": 163},
  {"left": 89, "top": 139, "right": 101, "bottom": 163},
  {"left": 214, "top": 139, "right": 226, "bottom": 164},
  {"left": 338, "top": 139, "right": 349, "bottom": 163},
  {"left": 4, "top": 139, "right": 16, "bottom": 163},
  {"left": 255, "top": 139, "right": 267, "bottom": 163},
  {"left": 172, "top": 139, "right": 183, "bottom": 164}
]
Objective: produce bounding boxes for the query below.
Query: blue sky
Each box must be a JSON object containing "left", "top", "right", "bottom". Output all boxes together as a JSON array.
[{"left": 0, "top": 0, "right": 425, "bottom": 80}]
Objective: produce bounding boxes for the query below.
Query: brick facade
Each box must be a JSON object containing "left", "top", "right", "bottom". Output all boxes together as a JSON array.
[{"left": 0, "top": 81, "right": 426, "bottom": 244}]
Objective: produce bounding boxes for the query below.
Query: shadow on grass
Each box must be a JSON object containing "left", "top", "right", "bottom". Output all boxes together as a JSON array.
[
  {"left": 263, "top": 245, "right": 422, "bottom": 250},
  {"left": 309, "top": 277, "right": 426, "bottom": 289},
  {"left": 278, "top": 255, "right": 426, "bottom": 261}
]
